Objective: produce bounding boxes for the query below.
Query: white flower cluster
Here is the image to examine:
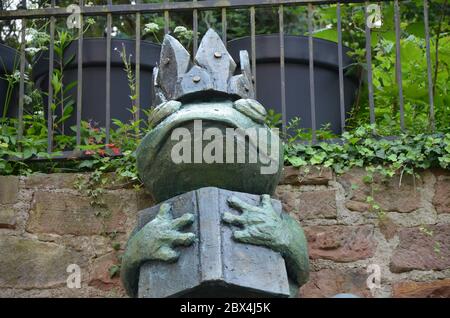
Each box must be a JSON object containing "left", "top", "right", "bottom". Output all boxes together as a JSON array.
[
  {"left": 24, "top": 28, "right": 50, "bottom": 56},
  {"left": 173, "top": 26, "right": 194, "bottom": 42},
  {"left": 173, "top": 26, "right": 188, "bottom": 34},
  {"left": 144, "top": 22, "right": 160, "bottom": 34}
]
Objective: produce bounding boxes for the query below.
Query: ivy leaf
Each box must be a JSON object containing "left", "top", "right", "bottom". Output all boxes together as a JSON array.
[
  {"left": 313, "top": 29, "right": 338, "bottom": 42},
  {"left": 287, "top": 156, "right": 307, "bottom": 167},
  {"left": 108, "top": 264, "right": 121, "bottom": 279},
  {"left": 363, "top": 175, "right": 373, "bottom": 184},
  {"left": 310, "top": 153, "right": 326, "bottom": 165},
  {"left": 387, "top": 154, "right": 397, "bottom": 162},
  {"left": 323, "top": 159, "right": 334, "bottom": 167},
  {"left": 78, "top": 160, "right": 95, "bottom": 169},
  {"left": 22, "top": 148, "right": 36, "bottom": 159}
]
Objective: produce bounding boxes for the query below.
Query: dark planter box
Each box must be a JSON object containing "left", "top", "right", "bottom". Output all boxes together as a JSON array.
[
  {"left": 0, "top": 43, "right": 20, "bottom": 119},
  {"left": 32, "top": 38, "right": 161, "bottom": 130},
  {"left": 228, "top": 35, "right": 359, "bottom": 134}
]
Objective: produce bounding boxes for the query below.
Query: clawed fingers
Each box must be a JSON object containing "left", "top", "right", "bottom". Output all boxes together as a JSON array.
[
  {"left": 171, "top": 213, "right": 195, "bottom": 230},
  {"left": 171, "top": 232, "right": 196, "bottom": 247},
  {"left": 227, "top": 196, "right": 255, "bottom": 212},
  {"left": 222, "top": 211, "right": 245, "bottom": 226},
  {"left": 260, "top": 194, "right": 272, "bottom": 209},
  {"left": 232, "top": 229, "right": 253, "bottom": 243},
  {"left": 157, "top": 203, "right": 172, "bottom": 220},
  {"left": 154, "top": 246, "right": 180, "bottom": 262}
]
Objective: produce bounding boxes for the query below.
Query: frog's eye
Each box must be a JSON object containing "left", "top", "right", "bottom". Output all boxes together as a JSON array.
[
  {"left": 233, "top": 99, "right": 267, "bottom": 124},
  {"left": 149, "top": 100, "right": 182, "bottom": 127}
]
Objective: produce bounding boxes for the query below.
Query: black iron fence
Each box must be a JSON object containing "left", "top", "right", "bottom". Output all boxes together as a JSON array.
[{"left": 0, "top": 0, "right": 440, "bottom": 157}]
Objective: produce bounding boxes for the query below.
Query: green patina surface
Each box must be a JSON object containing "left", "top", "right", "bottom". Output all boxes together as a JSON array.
[
  {"left": 124, "top": 65, "right": 308, "bottom": 296},
  {"left": 136, "top": 98, "right": 283, "bottom": 203},
  {"left": 223, "top": 194, "right": 310, "bottom": 287},
  {"left": 121, "top": 203, "right": 196, "bottom": 297},
  {"left": 121, "top": 194, "right": 309, "bottom": 297}
]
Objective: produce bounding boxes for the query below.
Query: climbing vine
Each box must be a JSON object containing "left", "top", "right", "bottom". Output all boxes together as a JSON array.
[
  {"left": 284, "top": 124, "right": 450, "bottom": 177},
  {"left": 282, "top": 122, "right": 450, "bottom": 226}
]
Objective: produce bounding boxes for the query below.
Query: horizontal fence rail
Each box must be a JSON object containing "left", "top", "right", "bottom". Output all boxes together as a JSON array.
[
  {"left": 0, "top": 1, "right": 382, "bottom": 19},
  {"left": 0, "top": 0, "right": 440, "bottom": 160}
]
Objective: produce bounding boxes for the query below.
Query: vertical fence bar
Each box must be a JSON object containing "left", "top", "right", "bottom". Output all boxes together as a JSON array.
[
  {"left": 308, "top": 3, "right": 316, "bottom": 143},
  {"left": 0, "top": 1, "right": 3, "bottom": 42},
  {"left": 76, "top": 0, "right": 84, "bottom": 146},
  {"left": 250, "top": 6, "right": 256, "bottom": 96},
  {"left": 164, "top": 0, "right": 169, "bottom": 34},
  {"left": 337, "top": 2, "right": 346, "bottom": 133},
  {"left": 47, "top": 4, "right": 55, "bottom": 153},
  {"left": 193, "top": 0, "right": 198, "bottom": 56},
  {"left": 279, "top": 5, "right": 287, "bottom": 133},
  {"left": 135, "top": 9, "right": 141, "bottom": 122},
  {"left": 16, "top": 0, "right": 27, "bottom": 149},
  {"left": 364, "top": 2, "right": 375, "bottom": 127},
  {"left": 222, "top": 7, "right": 227, "bottom": 47},
  {"left": 424, "top": 0, "right": 435, "bottom": 131},
  {"left": 105, "top": 1, "right": 112, "bottom": 144},
  {"left": 394, "top": 0, "right": 405, "bottom": 130},
  {"left": 17, "top": 17, "right": 26, "bottom": 150}
]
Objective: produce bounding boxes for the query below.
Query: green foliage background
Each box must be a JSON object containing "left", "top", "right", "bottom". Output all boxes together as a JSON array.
[{"left": 1, "top": 0, "right": 449, "bottom": 182}]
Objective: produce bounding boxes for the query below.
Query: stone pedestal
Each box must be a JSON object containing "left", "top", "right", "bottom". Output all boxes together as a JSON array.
[{"left": 136, "top": 187, "right": 290, "bottom": 298}]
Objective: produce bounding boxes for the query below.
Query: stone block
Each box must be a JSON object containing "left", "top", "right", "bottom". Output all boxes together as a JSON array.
[
  {"left": 24, "top": 173, "right": 81, "bottom": 189},
  {"left": 27, "top": 191, "right": 131, "bottom": 235},
  {"left": 281, "top": 166, "right": 332, "bottom": 185},
  {"left": 338, "top": 168, "right": 422, "bottom": 213},
  {"left": 299, "top": 269, "right": 372, "bottom": 298},
  {"left": 0, "top": 176, "right": 19, "bottom": 204},
  {"left": 0, "top": 206, "right": 16, "bottom": 229},
  {"left": 305, "top": 225, "right": 376, "bottom": 262},
  {"left": 392, "top": 279, "right": 450, "bottom": 298},
  {"left": 89, "top": 252, "right": 123, "bottom": 291},
  {"left": 275, "top": 188, "right": 337, "bottom": 220},
  {"left": 390, "top": 224, "right": 450, "bottom": 273},
  {"left": 297, "top": 190, "right": 337, "bottom": 220},
  {"left": 433, "top": 174, "right": 450, "bottom": 214},
  {"left": 0, "top": 236, "right": 85, "bottom": 289}
]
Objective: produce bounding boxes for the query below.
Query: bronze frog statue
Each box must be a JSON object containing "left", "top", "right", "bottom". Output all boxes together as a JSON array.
[{"left": 121, "top": 29, "right": 309, "bottom": 297}]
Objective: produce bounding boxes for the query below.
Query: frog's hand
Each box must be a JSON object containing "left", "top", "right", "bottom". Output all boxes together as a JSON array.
[
  {"left": 222, "top": 195, "right": 309, "bottom": 286},
  {"left": 233, "top": 99, "right": 267, "bottom": 124},
  {"left": 121, "top": 203, "right": 196, "bottom": 297}
]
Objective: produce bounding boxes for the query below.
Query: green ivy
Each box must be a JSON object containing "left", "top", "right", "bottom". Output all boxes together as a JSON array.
[{"left": 284, "top": 124, "right": 450, "bottom": 178}]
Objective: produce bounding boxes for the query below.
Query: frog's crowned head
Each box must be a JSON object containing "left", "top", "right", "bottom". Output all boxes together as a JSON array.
[
  {"left": 152, "top": 28, "right": 255, "bottom": 106},
  {"left": 138, "top": 29, "right": 283, "bottom": 203}
]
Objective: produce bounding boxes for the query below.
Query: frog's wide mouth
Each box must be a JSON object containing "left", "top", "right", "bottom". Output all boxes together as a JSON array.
[{"left": 137, "top": 101, "right": 281, "bottom": 178}]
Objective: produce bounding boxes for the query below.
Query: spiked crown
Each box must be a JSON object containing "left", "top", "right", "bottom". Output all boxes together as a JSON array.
[{"left": 152, "top": 29, "right": 255, "bottom": 106}]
